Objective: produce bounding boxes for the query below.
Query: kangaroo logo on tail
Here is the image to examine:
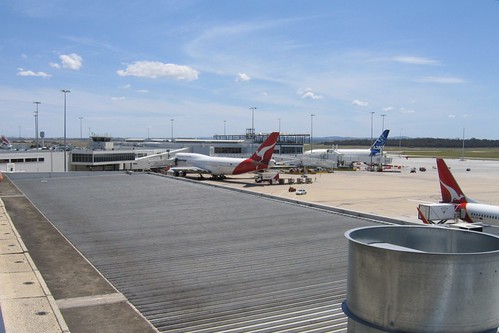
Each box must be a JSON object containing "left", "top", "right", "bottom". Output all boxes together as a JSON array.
[
  {"left": 437, "top": 158, "right": 467, "bottom": 204},
  {"left": 233, "top": 132, "right": 279, "bottom": 174},
  {"left": 250, "top": 132, "right": 279, "bottom": 164},
  {"left": 369, "top": 129, "right": 390, "bottom": 157}
]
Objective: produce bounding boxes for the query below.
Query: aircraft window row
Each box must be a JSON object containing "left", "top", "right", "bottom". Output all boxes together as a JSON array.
[{"left": 471, "top": 212, "right": 498, "bottom": 220}]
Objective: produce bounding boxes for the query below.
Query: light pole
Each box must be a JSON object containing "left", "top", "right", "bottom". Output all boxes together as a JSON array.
[
  {"left": 33, "top": 101, "right": 41, "bottom": 149},
  {"left": 61, "top": 89, "right": 70, "bottom": 172},
  {"left": 380, "top": 114, "right": 387, "bottom": 131},
  {"left": 370, "top": 111, "right": 375, "bottom": 171},
  {"left": 310, "top": 114, "right": 315, "bottom": 153},
  {"left": 379, "top": 114, "right": 387, "bottom": 171},
  {"left": 79, "top": 117, "right": 83, "bottom": 140},
  {"left": 223, "top": 120, "right": 226, "bottom": 136},
  {"left": 249, "top": 107, "right": 257, "bottom": 138},
  {"left": 170, "top": 119, "right": 174, "bottom": 141}
]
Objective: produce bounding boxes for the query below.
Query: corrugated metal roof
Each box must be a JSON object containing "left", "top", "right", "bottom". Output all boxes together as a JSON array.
[{"left": 11, "top": 173, "right": 381, "bottom": 332}]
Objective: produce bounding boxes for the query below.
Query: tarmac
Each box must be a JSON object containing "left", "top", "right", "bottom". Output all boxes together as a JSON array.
[
  {"left": 213, "top": 156, "right": 499, "bottom": 226},
  {"left": 0, "top": 156, "right": 498, "bottom": 332}
]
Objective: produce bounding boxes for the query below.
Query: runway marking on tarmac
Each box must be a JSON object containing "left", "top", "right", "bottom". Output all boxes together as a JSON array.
[
  {"left": 0, "top": 195, "right": 25, "bottom": 198},
  {"left": 56, "top": 293, "right": 127, "bottom": 309}
]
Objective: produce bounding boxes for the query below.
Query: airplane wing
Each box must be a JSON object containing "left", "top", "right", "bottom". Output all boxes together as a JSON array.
[{"left": 168, "top": 166, "right": 212, "bottom": 176}]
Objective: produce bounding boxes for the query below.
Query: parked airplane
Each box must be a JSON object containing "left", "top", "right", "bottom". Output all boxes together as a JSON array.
[
  {"left": 168, "top": 132, "right": 280, "bottom": 179},
  {"left": 303, "top": 129, "right": 390, "bottom": 158},
  {"left": 1, "top": 135, "right": 12, "bottom": 149},
  {"left": 418, "top": 158, "right": 499, "bottom": 224}
]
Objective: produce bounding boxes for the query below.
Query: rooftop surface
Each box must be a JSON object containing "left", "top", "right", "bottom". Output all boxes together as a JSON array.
[{"left": 1, "top": 171, "right": 384, "bottom": 332}]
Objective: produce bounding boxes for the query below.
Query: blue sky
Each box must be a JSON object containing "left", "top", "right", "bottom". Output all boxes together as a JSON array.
[{"left": 1, "top": 1, "right": 498, "bottom": 140}]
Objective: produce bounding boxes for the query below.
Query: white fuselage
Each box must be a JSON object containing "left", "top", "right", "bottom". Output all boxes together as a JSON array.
[
  {"left": 462, "top": 202, "right": 499, "bottom": 224},
  {"left": 304, "top": 149, "right": 373, "bottom": 158},
  {"left": 174, "top": 153, "right": 246, "bottom": 175}
]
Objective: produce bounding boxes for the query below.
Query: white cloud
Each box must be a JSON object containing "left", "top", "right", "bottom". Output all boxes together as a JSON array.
[
  {"left": 136, "top": 89, "right": 149, "bottom": 93},
  {"left": 111, "top": 96, "right": 126, "bottom": 100},
  {"left": 235, "top": 73, "right": 251, "bottom": 82},
  {"left": 49, "top": 62, "right": 61, "bottom": 69},
  {"left": 297, "top": 88, "right": 323, "bottom": 100},
  {"left": 117, "top": 61, "right": 199, "bottom": 80},
  {"left": 419, "top": 76, "right": 466, "bottom": 84},
  {"left": 352, "top": 99, "right": 369, "bottom": 107},
  {"left": 393, "top": 56, "right": 439, "bottom": 65},
  {"left": 382, "top": 106, "right": 394, "bottom": 112},
  {"left": 448, "top": 114, "right": 456, "bottom": 118},
  {"left": 16, "top": 68, "right": 51, "bottom": 77},
  {"left": 400, "top": 108, "right": 415, "bottom": 114},
  {"left": 59, "top": 53, "right": 83, "bottom": 70}
]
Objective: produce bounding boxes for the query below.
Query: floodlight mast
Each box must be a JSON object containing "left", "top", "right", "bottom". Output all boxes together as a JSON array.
[
  {"left": 33, "top": 101, "right": 41, "bottom": 149},
  {"left": 61, "top": 89, "right": 70, "bottom": 172}
]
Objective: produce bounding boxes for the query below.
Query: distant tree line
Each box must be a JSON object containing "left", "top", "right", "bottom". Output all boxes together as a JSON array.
[{"left": 320, "top": 137, "right": 499, "bottom": 148}]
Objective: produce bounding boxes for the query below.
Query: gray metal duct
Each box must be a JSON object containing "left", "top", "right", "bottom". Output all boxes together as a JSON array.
[{"left": 343, "top": 225, "right": 499, "bottom": 333}]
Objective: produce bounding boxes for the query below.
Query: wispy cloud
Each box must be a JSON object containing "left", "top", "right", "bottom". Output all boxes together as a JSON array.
[
  {"left": 117, "top": 61, "right": 199, "bottom": 80},
  {"left": 352, "top": 99, "right": 369, "bottom": 107},
  {"left": 399, "top": 108, "right": 415, "bottom": 114},
  {"left": 297, "top": 88, "right": 323, "bottom": 100},
  {"left": 235, "top": 73, "right": 251, "bottom": 82},
  {"left": 16, "top": 68, "right": 51, "bottom": 77},
  {"left": 50, "top": 53, "right": 83, "bottom": 70},
  {"left": 393, "top": 56, "right": 439, "bottom": 65}
]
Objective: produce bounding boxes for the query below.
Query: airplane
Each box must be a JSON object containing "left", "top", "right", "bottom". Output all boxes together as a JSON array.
[
  {"left": 168, "top": 132, "right": 280, "bottom": 179},
  {"left": 303, "top": 129, "right": 390, "bottom": 158},
  {"left": 1, "top": 135, "right": 12, "bottom": 149},
  {"left": 417, "top": 158, "right": 499, "bottom": 224}
]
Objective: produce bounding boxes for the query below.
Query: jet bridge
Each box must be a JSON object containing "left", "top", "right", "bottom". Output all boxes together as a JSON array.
[{"left": 131, "top": 148, "right": 189, "bottom": 171}]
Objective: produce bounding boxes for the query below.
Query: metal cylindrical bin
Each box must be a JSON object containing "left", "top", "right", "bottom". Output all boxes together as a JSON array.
[{"left": 343, "top": 226, "right": 499, "bottom": 333}]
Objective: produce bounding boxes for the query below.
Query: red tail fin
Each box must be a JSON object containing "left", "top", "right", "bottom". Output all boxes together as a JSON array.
[
  {"left": 2, "top": 135, "right": 11, "bottom": 146},
  {"left": 232, "top": 132, "right": 279, "bottom": 175},
  {"left": 436, "top": 158, "right": 467, "bottom": 204},
  {"left": 250, "top": 132, "right": 279, "bottom": 164}
]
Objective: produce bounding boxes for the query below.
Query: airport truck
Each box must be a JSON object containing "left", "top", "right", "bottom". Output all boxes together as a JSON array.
[
  {"left": 418, "top": 203, "right": 484, "bottom": 231},
  {"left": 254, "top": 172, "right": 279, "bottom": 184},
  {"left": 418, "top": 203, "right": 457, "bottom": 224}
]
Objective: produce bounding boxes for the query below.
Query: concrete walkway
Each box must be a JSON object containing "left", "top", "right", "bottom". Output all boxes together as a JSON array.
[{"left": 0, "top": 198, "right": 69, "bottom": 333}]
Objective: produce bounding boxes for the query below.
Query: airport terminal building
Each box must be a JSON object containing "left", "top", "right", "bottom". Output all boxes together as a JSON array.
[{"left": 1, "top": 133, "right": 308, "bottom": 173}]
